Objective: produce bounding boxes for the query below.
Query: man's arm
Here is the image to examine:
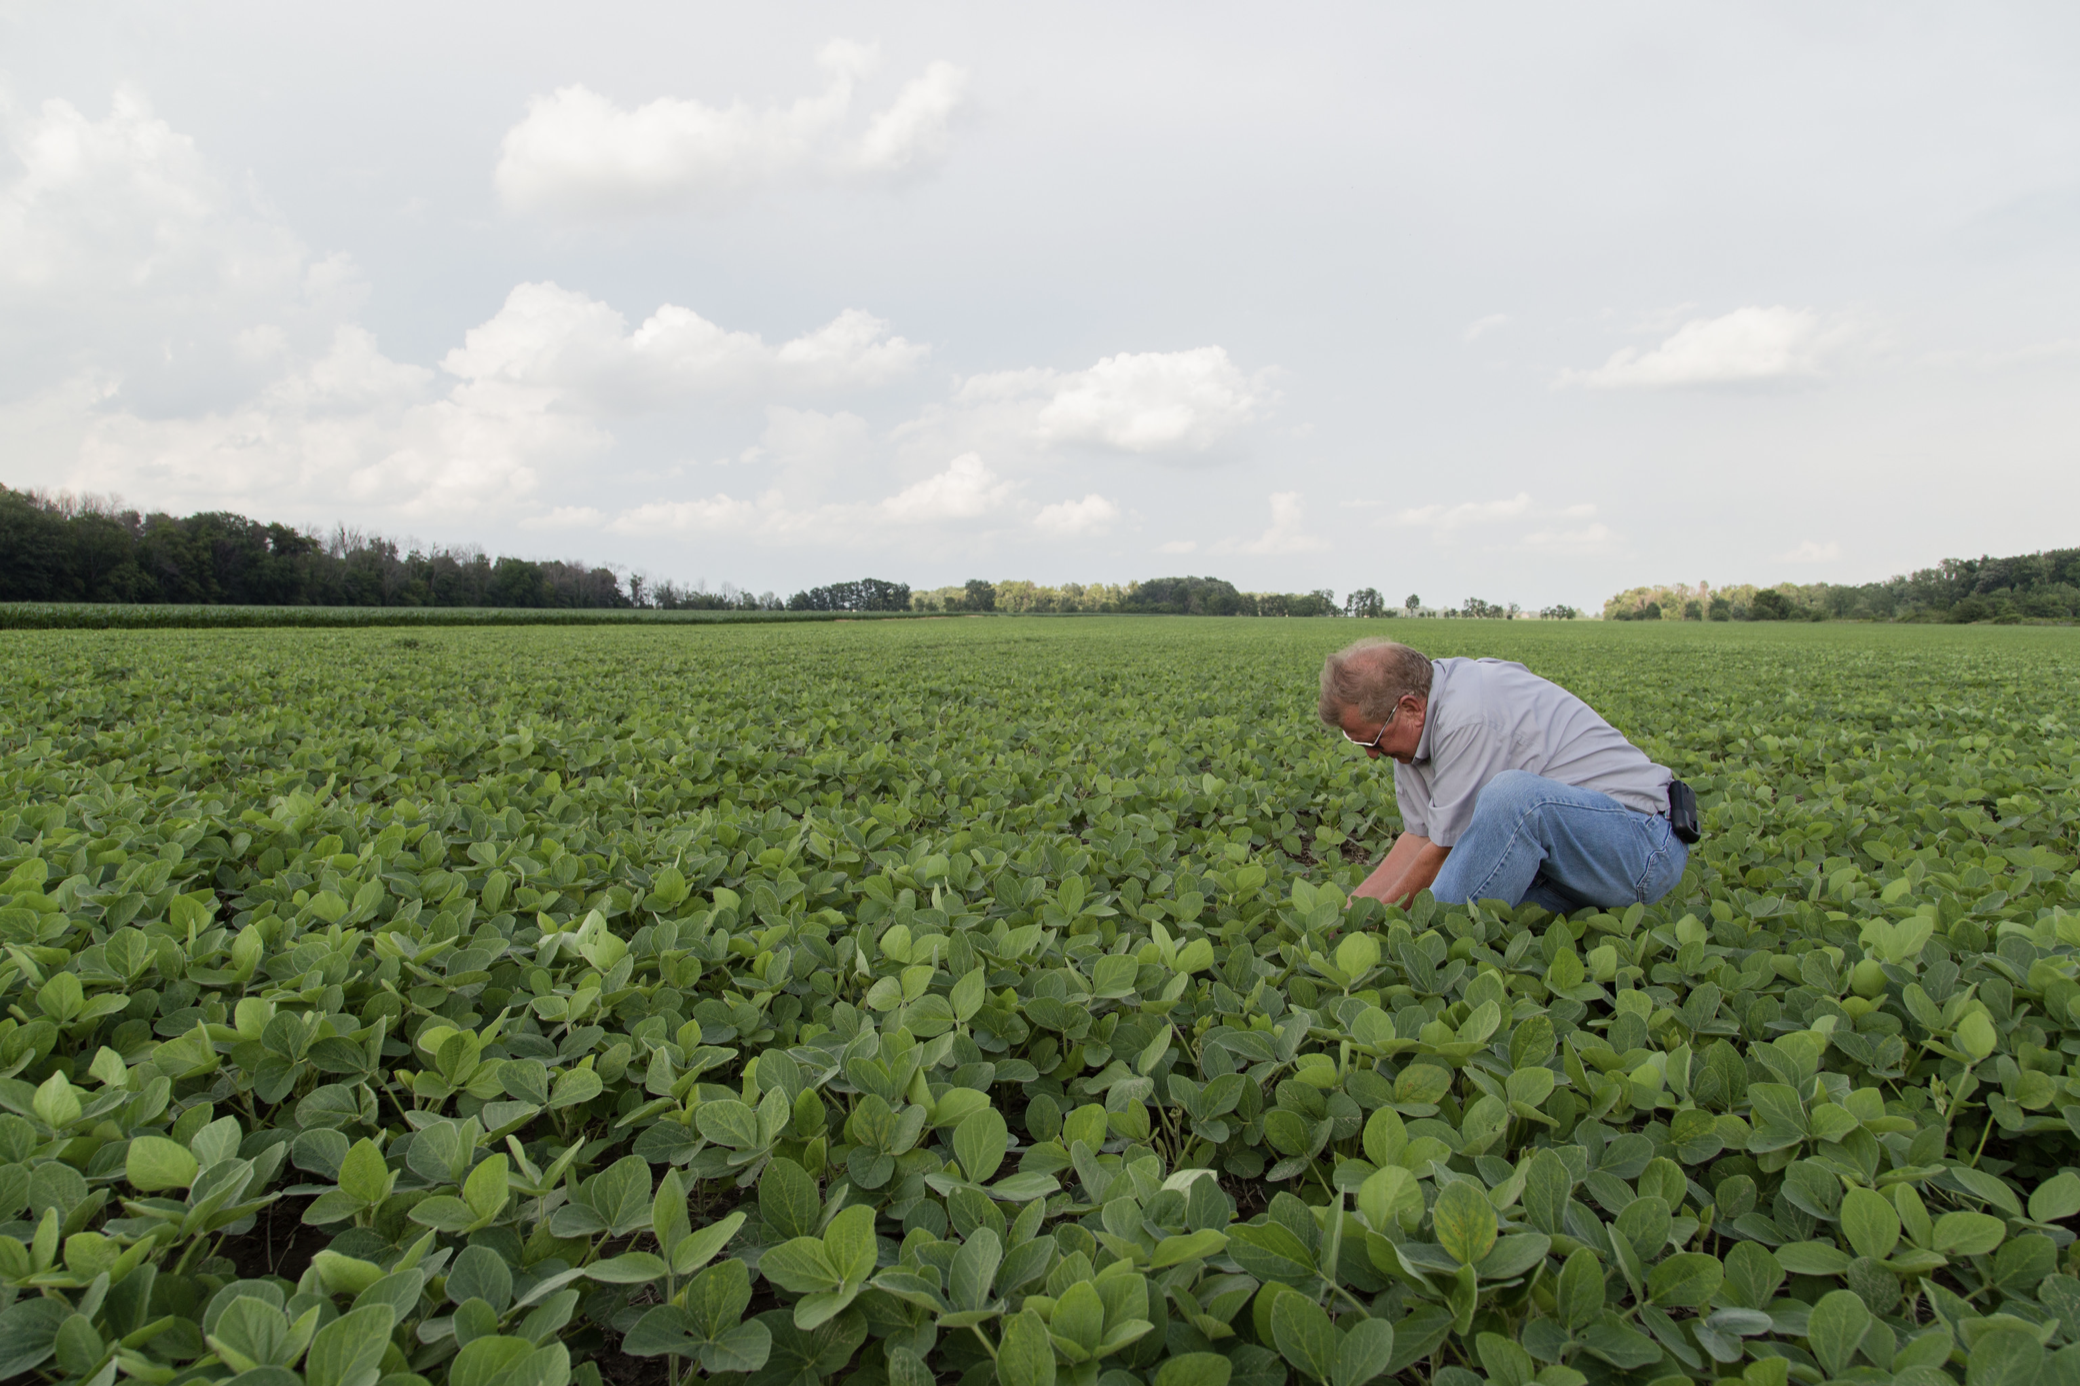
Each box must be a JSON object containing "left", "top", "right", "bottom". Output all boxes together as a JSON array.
[{"left": 1353, "top": 833, "right": 1452, "bottom": 907}]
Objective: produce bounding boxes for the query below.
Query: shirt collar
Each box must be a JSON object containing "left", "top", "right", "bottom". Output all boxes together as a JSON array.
[{"left": 1411, "top": 658, "right": 1443, "bottom": 765}]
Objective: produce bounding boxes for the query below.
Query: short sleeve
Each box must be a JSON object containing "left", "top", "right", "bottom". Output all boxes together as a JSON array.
[
  {"left": 1418, "top": 721, "right": 1516, "bottom": 848},
  {"left": 1391, "top": 762, "right": 1429, "bottom": 839}
]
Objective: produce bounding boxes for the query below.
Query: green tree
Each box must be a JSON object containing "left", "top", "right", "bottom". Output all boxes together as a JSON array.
[{"left": 1750, "top": 589, "right": 1794, "bottom": 621}]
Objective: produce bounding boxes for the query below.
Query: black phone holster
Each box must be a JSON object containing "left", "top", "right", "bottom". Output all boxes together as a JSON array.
[{"left": 1667, "top": 779, "right": 1701, "bottom": 844}]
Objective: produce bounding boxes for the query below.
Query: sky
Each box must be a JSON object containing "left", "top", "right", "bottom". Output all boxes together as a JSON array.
[{"left": 3, "top": 2, "right": 2079, "bottom": 609}]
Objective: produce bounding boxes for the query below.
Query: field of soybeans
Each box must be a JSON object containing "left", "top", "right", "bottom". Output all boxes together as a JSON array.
[{"left": 1, "top": 616, "right": 2078, "bottom": 1386}]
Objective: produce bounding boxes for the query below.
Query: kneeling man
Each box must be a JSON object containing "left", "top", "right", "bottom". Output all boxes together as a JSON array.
[{"left": 1319, "top": 639, "right": 1694, "bottom": 912}]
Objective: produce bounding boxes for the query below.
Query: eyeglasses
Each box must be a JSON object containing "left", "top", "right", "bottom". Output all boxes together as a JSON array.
[{"left": 1344, "top": 705, "right": 1399, "bottom": 751}]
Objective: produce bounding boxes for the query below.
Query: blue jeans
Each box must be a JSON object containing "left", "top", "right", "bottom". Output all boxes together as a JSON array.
[{"left": 1429, "top": 770, "right": 1688, "bottom": 912}]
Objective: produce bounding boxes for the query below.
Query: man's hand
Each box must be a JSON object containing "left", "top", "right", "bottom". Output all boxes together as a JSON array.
[{"left": 1352, "top": 832, "right": 1450, "bottom": 907}]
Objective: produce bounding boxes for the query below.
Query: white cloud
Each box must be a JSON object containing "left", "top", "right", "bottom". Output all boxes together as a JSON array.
[
  {"left": 1033, "top": 493, "right": 1119, "bottom": 536},
  {"left": 1521, "top": 522, "right": 1615, "bottom": 553},
  {"left": 878, "top": 453, "right": 1014, "bottom": 522},
  {"left": 0, "top": 92, "right": 606, "bottom": 520},
  {"left": 1033, "top": 348, "right": 1261, "bottom": 452},
  {"left": 1393, "top": 491, "right": 1533, "bottom": 530},
  {"left": 445, "top": 283, "right": 926, "bottom": 406},
  {"left": 53, "top": 282, "right": 919, "bottom": 522},
  {"left": 857, "top": 63, "right": 971, "bottom": 174},
  {"left": 1777, "top": 539, "right": 1842, "bottom": 562},
  {"left": 611, "top": 494, "right": 768, "bottom": 535},
  {"left": 750, "top": 406, "right": 873, "bottom": 490},
  {"left": 0, "top": 89, "right": 345, "bottom": 406},
  {"left": 57, "top": 327, "right": 500, "bottom": 518},
  {"left": 1223, "top": 491, "right": 1329, "bottom": 555},
  {"left": 1463, "top": 314, "right": 1510, "bottom": 342},
  {"left": 904, "top": 346, "right": 1269, "bottom": 469},
  {"left": 1, "top": 89, "right": 1269, "bottom": 552},
  {"left": 1156, "top": 539, "right": 1198, "bottom": 554},
  {"left": 519, "top": 506, "right": 605, "bottom": 530},
  {"left": 495, "top": 42, "right": 971, "bottom": 215},
  {"left": 607, "top": 452, "right": 1014, "bottom": 542},
  {"left": 1391, "top": 494, "right": 1614, "bottom": 554},
  {"left": 1566, "top": 306, "right": 1844, "bottom": 388}
]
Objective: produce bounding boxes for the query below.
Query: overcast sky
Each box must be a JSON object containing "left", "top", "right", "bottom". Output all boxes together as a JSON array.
[{"left": 4, "top": 3, "right": 2078, "bottom": 607}]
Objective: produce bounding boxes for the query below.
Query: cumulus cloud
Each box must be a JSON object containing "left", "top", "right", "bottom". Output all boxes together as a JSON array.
[
  {"left": 518, "top": 506, "right": 605, "bottom": 530},
  {"left": 1393, "top": 492, "right": 1533, "bottom": 530},
  {"left": 1032, "top": 348, "right": 1262, "bottom": 452},
  {"left": 607, "top": 452, "right": 1014, "bottom": 542},
  {"left": 878, "top": 453, "right": 1014, "bottom": 522},
  {"left": 54, "top": 325, "right": 602, "bottom": 522},
  {"left": 1463, "top": 314, "right": 1510, "bottom": 342},
  {"left": 0, "top": 91, "right": 597, "bottom": 520},
  {"left": 1777, "top": 539, "right": 1842, "bottom": 562},
  {"left": 1520, "top": 522, "right": 1615, "bottom": 553},
  {"left": 445, "top": 283, "right": 926, "bottom": 406},
  {"left": 611, "top": 494, "right": 768, "bottom": 535},
  {"left": 1390, "top": 494, "right": 1615, "bottom": 553},
  {"left": 495, "top": 42, "right": 971, "bottom": 215},
  {"left": 1156, "top": 539, "right": 1198, "bottom": 554},
  {"left": 0, "top": 89, "right": 341, "bottom": 409},
  {"left": 1221, "top": 492, "right": 1329, "bottom": 555},
  {"left": 36, "top": 273, "right": 921, "bottom": 521},
  {"left": 1033, "top": 493, "right": 1120, "bottom": 537},
  {"left": 1565, "top": 306, "right": 1845, "bottom": 388},
  {"left": 901, "top": 346, "right": 1269, "bottom": 469},
  {"left": 857, "top": 63, "right": 971, "bottom": 174},
  {"left": 1, "top": 88, "right": 1283, "bottom": 552}
]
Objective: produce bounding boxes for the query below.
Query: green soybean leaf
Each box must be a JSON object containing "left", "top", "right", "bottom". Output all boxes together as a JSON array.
[
  {"left": 759, "top": 1160, "right": 821, "bottom": 1242},
  {"left": 1840, "top": 1185, "right": 1901, "bottom": 1261},
  {"left": 1432, "top": 1180, "right": 1497, "bottom": 1267},
  {"left": 1556, "top": 1248, "right": 1604, "bottom": 1332},
  {"left": 1966, "top": 1326, "right": 2046, "bottom": 1386},
  {"left": 1648, "top": 1252, "right": 1723, "bottom": 1308},
  {"left": 2031, "top": 1172, "right": 2080, "bottom": 1224},
  {"left": 1806, "top": 1289, "right": 1870, "bottom": 1378},
  {"left": 1270, "top": 1293, "right": 1338, "bottom": 1383},
  {"left": 1334, "top": 1317, "right": 1396, "bottom": 1386},
  {"left": 954, "top": 1106, "right": 1010, "bottom": 1185},
  {"left": 306, "top": 1304, "right": 397, "bottom": 1386},
  {"left": 1933, "top": 1211, "right": 2007, "bottom": 1256},
  {"left": 998, "top": 1309, "right": 1056, "bottom": 1386},
  {"left": 126, "top": 1135, "right": 200, "bottom": 1191},
  {"left": 1155, "top": 1353, "right": 1229, "bottom": 1386}
]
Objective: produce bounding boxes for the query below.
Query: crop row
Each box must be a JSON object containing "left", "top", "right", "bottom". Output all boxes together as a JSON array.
[{"left": 0, "top": 619, "right": 2075, "bottom": 1386}]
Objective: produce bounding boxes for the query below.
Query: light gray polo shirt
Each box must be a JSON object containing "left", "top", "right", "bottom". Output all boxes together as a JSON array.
[{"left": 1393, "top": 657, "right": 1672, "bottom": 847}]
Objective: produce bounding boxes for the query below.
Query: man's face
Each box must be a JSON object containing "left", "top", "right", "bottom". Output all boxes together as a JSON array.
[{"left": 1336, "top": 697, "right": 1425, "bottom": 764}]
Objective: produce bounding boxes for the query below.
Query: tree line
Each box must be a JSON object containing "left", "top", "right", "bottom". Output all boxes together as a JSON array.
[
  {"left": 1, "top": 487, "right": 1558, "bottom": 619},
  {"left": 1603, "top": 547, "right": 2080, "bottom": 622},
  {"left": 915, "top": 579, "right": 1576, "bottom": 618},
  {"left": 921, "top": 576, "right": 1364, "bottom": 617},
  {"left": 0, "top": 488, "right": 640, "bottom": 609}
]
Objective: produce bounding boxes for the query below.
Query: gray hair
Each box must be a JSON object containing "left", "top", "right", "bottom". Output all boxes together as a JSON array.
[{"left": 1319, "top": 639, "right": 1432, "bottom": 726}]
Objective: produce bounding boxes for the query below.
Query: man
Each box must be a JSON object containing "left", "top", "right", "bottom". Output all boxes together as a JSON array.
[{"left": 1318, "top": 638, "right": 1692, "bottom": 912}]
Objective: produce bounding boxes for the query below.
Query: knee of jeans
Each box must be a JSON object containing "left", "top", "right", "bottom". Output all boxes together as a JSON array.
[{"left": 1478, "top": 769, "right": 1546, "bottom": 813}]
